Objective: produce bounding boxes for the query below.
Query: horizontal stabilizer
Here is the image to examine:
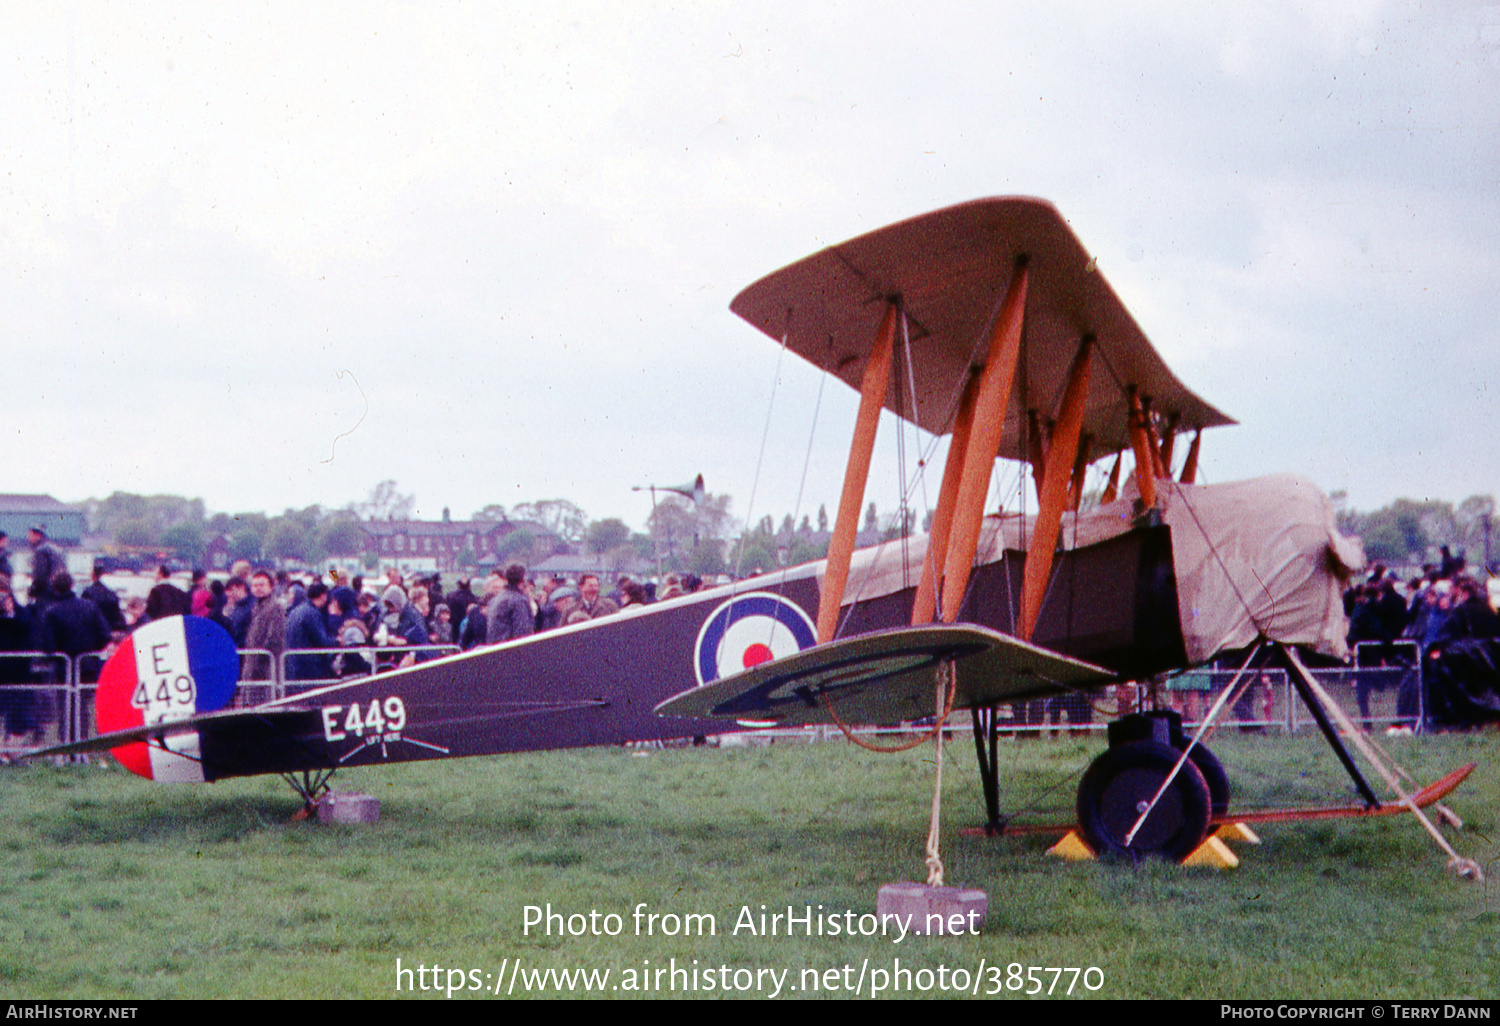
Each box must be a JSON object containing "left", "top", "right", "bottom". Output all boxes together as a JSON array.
[
  {"left": 655, "top": 624, "right": 1113, "bottom": 726},
  {"left": 16, "top": 706, "right": 315, "bottom": 760}
]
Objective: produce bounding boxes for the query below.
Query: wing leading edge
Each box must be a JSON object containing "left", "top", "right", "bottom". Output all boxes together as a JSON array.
[{"left": 655, "top": 624, "right": 1113, "bottom": 727}]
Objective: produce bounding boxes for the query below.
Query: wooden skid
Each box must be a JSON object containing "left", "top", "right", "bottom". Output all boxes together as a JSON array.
[{"left": 962, "top": 762, "right": 1476, "bottom": 838}]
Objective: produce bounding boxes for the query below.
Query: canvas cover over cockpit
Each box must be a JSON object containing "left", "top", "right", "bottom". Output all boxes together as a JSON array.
[{"left": 819, "top": 474, "right": 1364, "bottom": 667}]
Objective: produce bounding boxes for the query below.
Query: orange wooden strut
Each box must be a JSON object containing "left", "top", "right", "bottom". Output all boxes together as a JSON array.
[
  {"left": 1067, "top": 432, "right": 1093, "bottom": 512},
  {"left": 910, "top": 372, "right": 979, "bottom": 626},
  {"left": 1127, "top": 388, "right": 1158, "bottom": 510},
  {"left": 1100, "top": 451, "right": 1122, "bottom": 505},
  {"left": 1179, "top": 429, "right": 1202, "bottom": 484},
  {"left": 938, "top": 262, "right": 1030, "bottom": 625},
  {"left": 936, "top": 262, "right": 1032, "bottom": 624},
  {"left": 815, "top": 301, "right": 899, "bottom": 643},
  {"left": 1018, "top": 338, "right": 1093, "bottom": 642}
]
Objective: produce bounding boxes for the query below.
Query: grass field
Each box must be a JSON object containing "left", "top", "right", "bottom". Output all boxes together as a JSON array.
[{"left": 1, "top": 729, "right": 1496, "bottom": 1000}]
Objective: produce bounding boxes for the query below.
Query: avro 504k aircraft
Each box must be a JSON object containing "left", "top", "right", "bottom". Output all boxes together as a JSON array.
[{"left": 29, "top": 197, "right": 1475, "bottom": 866}]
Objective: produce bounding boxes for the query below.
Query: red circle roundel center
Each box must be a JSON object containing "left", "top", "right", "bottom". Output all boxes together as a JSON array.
[{"left": 742, "top": 643, "right": 775, "bottom": 669}]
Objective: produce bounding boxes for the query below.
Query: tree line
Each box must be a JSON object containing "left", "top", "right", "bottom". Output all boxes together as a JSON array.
[
  {"left": 74, "top": 481, "right": 855, "bottom": 576},
  {"left": 1333, "top": 492, "right": 1495, "bottom": 569},
  {"left": 84, "top": 480, "right": 1485, "bottom": 579}
]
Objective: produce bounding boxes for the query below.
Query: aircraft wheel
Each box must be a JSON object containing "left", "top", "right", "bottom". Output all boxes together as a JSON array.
[
  {"left": 1076, "top": 740, "right": 1212, "bottom": 862},
  {"left": 1172, "top": 739, "right": 1230, "bottom": 818}
]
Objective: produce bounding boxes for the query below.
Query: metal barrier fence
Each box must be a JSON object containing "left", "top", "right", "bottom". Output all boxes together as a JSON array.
[
  {"left": 1160, "top": 664, "right": 1420, "bottom": 734},
  {"left": 0, "top": 640, "right": 1437, "bottom": 756},
  {"left": 0, "top": 652, "right": 73, "bottom": 753},
  {"left": 659, "top": 655, "right": 1432, "bottom": 746},
  {"left": 275, "top": 644, "right": 460, "bottom": 696},
  {"left": 989, "top": 644, "right": 1425, "bottom": 737},
  {"left": 0, "top": 643, "right": 461, "bottom": 756}
]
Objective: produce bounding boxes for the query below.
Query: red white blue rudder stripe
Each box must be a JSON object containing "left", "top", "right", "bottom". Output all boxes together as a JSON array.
[
  {"left": 95, "top": 615, "right": 240, "bottom": 782},
  {"left": 694, "top": 591, "right": 817, "bottom": 686}
]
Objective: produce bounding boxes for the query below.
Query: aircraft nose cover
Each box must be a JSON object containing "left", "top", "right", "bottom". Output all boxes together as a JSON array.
[{"left": 94, "top": 615, "right": 240, "bottom": 781}]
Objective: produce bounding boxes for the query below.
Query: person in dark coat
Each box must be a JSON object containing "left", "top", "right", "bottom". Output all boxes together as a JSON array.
[
  {"left": 457, "top": 601, "right": 487, "bottom": 651},
  {"left": 0, "top": 582, "right": 36, "bottom": 742},
  {"left": 26, "top": 527, "right": 64, "bottom": 609},
  {"left": 284, "top": 582, "right": 334, "bottom": 682},
  {"left": 380, "top": 586, "right": 430, "bottom": 666},
  {"left": 40, "top": 572, "right": 112, "bottom": 739},
  {"left": 445, "top": 579, "right": 479, "bottom": 627},
  {"left": 1424, "top": 578, "right": 1500, "bottom": 728},
  {"left": 328, "top": 585, "right": 360, "bottom": 631},
  {"left": 219, "top": 577, "right": 254, "bottom": 647},
  {"left": 82, "top": 563, "right": 127, "bottom": 634},
  {"left": 41, "top": 572, "right": 112, "bottom": 658},
  {"left": 485, "top": 564, "right": 535, "bottom": 644}
]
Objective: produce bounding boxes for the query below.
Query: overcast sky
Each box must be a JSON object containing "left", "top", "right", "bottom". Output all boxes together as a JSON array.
[{"left": 5, "top": 2, "right": 1497, "bottom": 536}]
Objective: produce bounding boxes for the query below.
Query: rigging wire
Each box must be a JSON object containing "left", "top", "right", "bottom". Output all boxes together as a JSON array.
[
  {"left": 893, "top": 306, "right": 911, "bottom": 591},
  {"left": 731, "top": 324, "right": 793, "bottom": 581},
  {"left": 759, "top": 334, "right": 832, "bottom": 626},
  {"left": 789, "top": 342, "right": 830, "bottom": 539}
]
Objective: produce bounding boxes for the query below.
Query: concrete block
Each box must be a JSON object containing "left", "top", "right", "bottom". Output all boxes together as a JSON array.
[
  {"left": 876, "top": 881, "right": 988, "bottom": 936},
  {"left": 315, "top": 791, "right": 381, "bottom": 824}
]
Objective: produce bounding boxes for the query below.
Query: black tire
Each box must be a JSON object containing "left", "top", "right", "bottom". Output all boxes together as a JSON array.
[
  {"left": 1173, "top": 739, "right": 1230, "bottom": 818},
  {"left": 1076, "top": 739, "right": 1213, "bottom": 862}
]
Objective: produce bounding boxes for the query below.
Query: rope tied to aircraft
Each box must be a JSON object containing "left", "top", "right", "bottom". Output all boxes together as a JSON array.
[
  {"left": 924, "top": 660, "right": 954, "bottom": 887},
  {"left": 816, "top": 661, "right": 958, "bottom": 754},
  {"left": 813, "top": 657, "right": 959, "bottom": 886}
]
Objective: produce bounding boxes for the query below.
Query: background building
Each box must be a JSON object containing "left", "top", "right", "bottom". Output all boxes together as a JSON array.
[{"left": 0, "top": 494, "right": 85, "bottom": 547}]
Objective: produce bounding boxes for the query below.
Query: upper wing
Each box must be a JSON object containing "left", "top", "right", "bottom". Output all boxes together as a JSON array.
[
  {"left": 731, "top": 196, "right": 1233, "bottom": 458},
  {"left": 655, "top": 623, "right": 1114, "bottom": 727}
]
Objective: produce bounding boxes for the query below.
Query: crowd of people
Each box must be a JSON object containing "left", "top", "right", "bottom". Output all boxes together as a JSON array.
[
  {"left": 1344, "top": 550, "right": 1500, "bottom": 728},
  {"left": 0, "top": 526, "right": 716, "bottom": 745},
  {"left": 6, "top": 514, "right": 1498, "bottom": 748},
  {"left": 1, "top": 527, "right": 117, "bottom": 746},
  {"left": 208, "top": 560, "right": 712, "bottom": 689}
]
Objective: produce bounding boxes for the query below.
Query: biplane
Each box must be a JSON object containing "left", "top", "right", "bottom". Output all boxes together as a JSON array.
[{"left": 24, "top": 197, "right": 1475, "bottom": 867}]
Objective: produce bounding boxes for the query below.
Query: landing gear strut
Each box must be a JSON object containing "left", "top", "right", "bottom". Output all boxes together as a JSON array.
[{"left": 284, "top": 768, "right": 336, "bottom": 819}]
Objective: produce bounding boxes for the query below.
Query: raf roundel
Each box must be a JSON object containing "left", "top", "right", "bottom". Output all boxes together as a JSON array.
[{"left": 694, "top": 592, "right": 818, "bottom": 686}]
